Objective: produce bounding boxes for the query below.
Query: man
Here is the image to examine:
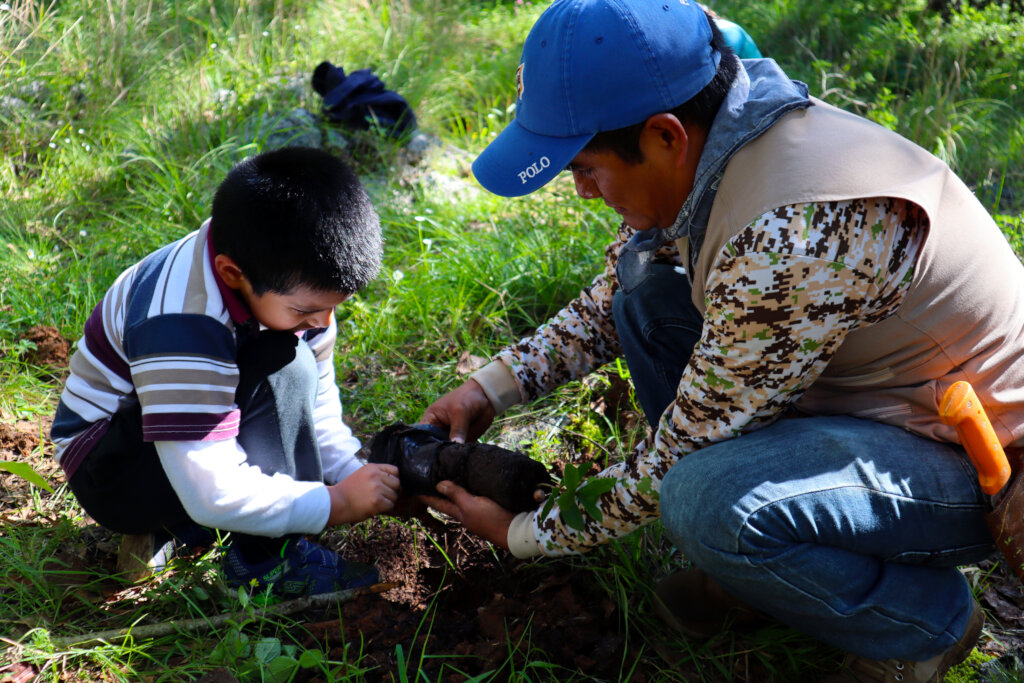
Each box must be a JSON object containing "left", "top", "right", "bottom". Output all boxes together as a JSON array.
[{"left": 420, "top": 1, "right": 1024, "bottom": 680}]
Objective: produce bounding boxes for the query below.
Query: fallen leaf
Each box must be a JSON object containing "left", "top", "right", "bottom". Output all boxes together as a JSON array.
[{"left": 456, "top": 351, "right": 488, "bottom": 376}]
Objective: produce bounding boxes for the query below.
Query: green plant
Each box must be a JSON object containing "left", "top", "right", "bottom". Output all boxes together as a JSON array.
[
  {"left": 0, "top": 461, "right": 53, "bottom": 492},
  {"left": 540, "top": 462, "right": 619, "bottom": 532}
]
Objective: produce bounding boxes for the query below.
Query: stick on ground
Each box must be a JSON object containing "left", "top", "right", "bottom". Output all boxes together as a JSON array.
[{"left": 49, "top": 582, "right": 400, "bottom": 649}]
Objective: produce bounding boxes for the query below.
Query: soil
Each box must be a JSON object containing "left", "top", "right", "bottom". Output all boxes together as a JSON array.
[
  {"left": 5, "top": 430, "right": 1024, "bottom": 682},
  {"left": 320, "top": 516, "right": 644, "bottom": 681},
  {"left": 17, "top": 324, "right": 71, "bottom": 372},
  {"left": 4, "top": 339, "right": 1024, "bottom": 682},
  {"left": 0, "top": 418, "right": 59, "bottom": 513}
]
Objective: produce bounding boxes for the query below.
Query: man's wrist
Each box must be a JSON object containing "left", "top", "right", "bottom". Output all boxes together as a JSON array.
[
  {"left": 471, "top": 360, "right": 521, "bottom": 415},
  {"left": 507, "top": 510, "right": 543, "bottom": 558}
]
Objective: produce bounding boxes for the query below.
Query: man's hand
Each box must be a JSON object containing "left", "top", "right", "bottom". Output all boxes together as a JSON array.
[
  {"left": 326, "top": 463, "right": 400, "bottom": 525},
  {"left": 420, "top": 378, "right": 496, "bottom": 443},
  {"left": 419, "top": 480, "right": 513, "bottom": 550}
]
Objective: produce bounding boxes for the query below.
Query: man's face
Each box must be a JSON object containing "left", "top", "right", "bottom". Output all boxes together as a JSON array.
[
  {"left": 238, "top": 281, "right": 349, "bottom": 333},
  {"left": 567, "top": 147, "right": 686, "bottom": 232}
]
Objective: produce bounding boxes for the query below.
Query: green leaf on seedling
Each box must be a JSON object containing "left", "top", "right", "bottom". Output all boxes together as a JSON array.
[
  {"left": 0, "top": 461, "right": 53, "bottom": 492},
  {"left": 636, "top": 476, "right": 657, "bottom": 498},
  {"left": 577, "top": 478, "right": 617, "bottom": 522},
  {"left": 557, "top": 487, "right": 585, "bottom": 530},
  {"left": 543, "top": 465, "right": 618, "bottom": 530},
  {"left": 540, "top": 492, "right": 556, "bottom": 518},
  {"left": 396, "top": 644, "right": 410, "bottom": 683},
  {"left": 562, "top": 463, "right": 581, "bottom": 490}
]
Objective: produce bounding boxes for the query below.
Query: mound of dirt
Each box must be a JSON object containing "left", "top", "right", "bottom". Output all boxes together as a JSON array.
[
  {"left": 18, "top": 325, "right": 70, "bottom": 368},
  {"left": 320, "top": 515, "right": 648, "bottom": 681},
  {"left": 0, "top": 416, "right": 61, "bottom": 511},
  {"left": 0, "top": 420, "right": 45, "bottom": 458}
]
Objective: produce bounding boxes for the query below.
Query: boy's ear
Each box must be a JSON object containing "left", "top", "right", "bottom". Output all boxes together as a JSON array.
[{"left": 213, "top": 254, "right": 246, "bottom": 290}]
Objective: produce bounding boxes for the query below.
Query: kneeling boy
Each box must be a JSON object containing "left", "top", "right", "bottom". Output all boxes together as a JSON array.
[{"left": 51, "top": 147, "right": 400, "bottom": 598}]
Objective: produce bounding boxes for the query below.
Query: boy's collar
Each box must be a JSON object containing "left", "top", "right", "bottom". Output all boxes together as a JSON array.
[{"left": 204, "top": 223, "right": 253, "bottom": 325}]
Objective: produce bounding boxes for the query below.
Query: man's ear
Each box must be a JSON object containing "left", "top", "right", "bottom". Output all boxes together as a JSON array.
[
  {"left": 642, "top": 113, "right": 689, "bottom": 167},
  {"left": 213, "top": 253, "right": 246, "bottom": 290}
]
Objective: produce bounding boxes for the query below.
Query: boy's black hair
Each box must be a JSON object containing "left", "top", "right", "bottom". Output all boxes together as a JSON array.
[
  {"left": 210, "top": 146, "right": 382, "bottom": 295},
  {"left": 584, "top": 13, "right": 740, "bottom": 164}
]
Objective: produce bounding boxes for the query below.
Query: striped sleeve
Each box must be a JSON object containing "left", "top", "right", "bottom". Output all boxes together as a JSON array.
[
  {"left": 121, "top": 228, "right": 241, "bottom": 442},
  {"left": 124, "top": 314, "right": 241, "bottom": 441}
]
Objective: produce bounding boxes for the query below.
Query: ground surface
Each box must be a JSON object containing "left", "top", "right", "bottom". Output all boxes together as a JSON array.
[{"left": 4, "top": 327, "right": 1024, "bottom": 682}]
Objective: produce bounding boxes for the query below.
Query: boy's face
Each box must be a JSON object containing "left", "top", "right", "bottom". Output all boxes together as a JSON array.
[
  {"left": 239, "top": 282, "right": 349, "bottom": 332},
  {"left": 214, "top": 254, "right": 349, "bottom": 332}
]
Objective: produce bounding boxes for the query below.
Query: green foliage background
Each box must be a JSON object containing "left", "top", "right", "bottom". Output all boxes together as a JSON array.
[{"left": 1, "top": 0, "right": 1022, "bottom": 679}]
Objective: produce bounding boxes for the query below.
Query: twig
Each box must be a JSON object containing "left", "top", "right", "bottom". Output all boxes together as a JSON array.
[{"left": 49, "top": 582, "right": 400, "bottom": 649}]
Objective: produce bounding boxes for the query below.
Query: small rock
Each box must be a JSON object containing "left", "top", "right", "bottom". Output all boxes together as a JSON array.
[
  {"left": 18, "top": 80, "right": 50, "bottom": 105},
  {"left": 261, "top": 108, "right": 322, "bottom": 150},
  {"left": 979, "top": 651, "right": 1024, "bottom": 683},
  {"left": 400, "top": 131, "right": 440, "bottom": 165},
  {"left": 322, "top": 125, "right": 349, "bottom": 153},
  {"left": 211, "top": 88, "right": 237, "bottom": 109},
  {"left": 0, "top": 95, "right": 30, "bottom": 118},
  {"left": 69, "top": 83, "right": 88, "bottom": 105}
]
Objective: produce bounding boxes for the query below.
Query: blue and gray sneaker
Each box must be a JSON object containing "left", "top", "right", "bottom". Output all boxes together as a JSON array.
[{"left": 223, "top": 538, "right": 379, "bottom": 599}]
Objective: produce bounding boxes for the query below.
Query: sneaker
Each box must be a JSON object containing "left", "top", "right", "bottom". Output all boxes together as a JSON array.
[
  {"left": 818, "top": 599, "right": 985, "bottom": 682},
  {"left": 223, "top": 537, "right": 379, "bottom": 599},
  {"left": 653, "top": 567, "right": 773, "bottom": 639}
]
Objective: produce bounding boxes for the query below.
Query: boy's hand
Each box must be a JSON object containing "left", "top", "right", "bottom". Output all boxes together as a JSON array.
[
  {"left": 326, "top": 463, "right": 400, "bottom": 525},
  {"left": 420, "top": 379, "right": 495, "bottom": 443},
  {"left": 419, "top": 480, "right": 513, "bottom": 550}
]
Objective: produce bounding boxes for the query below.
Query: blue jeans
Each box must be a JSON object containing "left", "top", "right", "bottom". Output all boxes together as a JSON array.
[
  {"left": 612, "top": 263, "right": 703, "bottom": 425},
  {"left": 613, "top": 264, "right": 994, "bottom": 661}
]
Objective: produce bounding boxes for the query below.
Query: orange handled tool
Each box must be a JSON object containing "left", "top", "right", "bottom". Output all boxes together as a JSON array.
[{"left": 939, "top": 381, "right": 1010, "bottom": 495}]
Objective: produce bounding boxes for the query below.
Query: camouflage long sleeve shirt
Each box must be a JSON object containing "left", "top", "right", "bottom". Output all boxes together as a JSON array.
[{"left": 496, "top": 197, "right": 926, "bottom": 556}]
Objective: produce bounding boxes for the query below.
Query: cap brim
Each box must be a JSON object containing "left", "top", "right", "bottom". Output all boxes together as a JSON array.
[{"left": 472, "top": 119, "right": 592, "bottom": 198}]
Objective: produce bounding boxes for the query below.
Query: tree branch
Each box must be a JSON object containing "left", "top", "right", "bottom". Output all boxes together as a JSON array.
[{"left": 49, "top": 582, "right": 400, "bottom": 649}]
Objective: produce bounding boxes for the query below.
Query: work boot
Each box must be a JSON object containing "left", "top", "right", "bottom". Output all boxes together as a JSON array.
[
  {"left": 819, "top": 599, "right": 985, "bottom": 682},
  {"left": 116, "top": 522, "right": 216, "bottom": 582},
  {"left": 117, "top": 533, "right": 175, "bottom": 583},
  {"left": 653, "top": 567, "right": 773, "bottom": 639}
]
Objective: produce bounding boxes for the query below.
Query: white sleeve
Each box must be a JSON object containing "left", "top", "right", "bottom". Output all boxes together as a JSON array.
[
  {"left": 313, "top": 355, "right": 364, "bottom": 484},
  {"left": 155, "top": 439, "right": 331, "bottom": 537}
]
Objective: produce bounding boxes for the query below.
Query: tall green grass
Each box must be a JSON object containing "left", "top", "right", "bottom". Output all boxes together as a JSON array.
[{"left": 2, "top": 0, "right": 1022, "bottom": 680}]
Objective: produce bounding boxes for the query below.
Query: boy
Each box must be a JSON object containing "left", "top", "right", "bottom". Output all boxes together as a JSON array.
[{"left": 51, "top": 146, "right": 401, "bottom": 598}]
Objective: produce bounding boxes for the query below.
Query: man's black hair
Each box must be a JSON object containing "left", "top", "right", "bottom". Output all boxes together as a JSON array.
[
  {"left": 210, "top": 146, "right": 382, "bottom": 295},
  {"left": 584, "top": 13, "right": 741, "bottom": 164}
]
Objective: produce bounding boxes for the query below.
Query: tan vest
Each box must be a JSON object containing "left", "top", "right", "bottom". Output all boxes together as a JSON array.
[{"left": 683, "top": 98, "right": 1024, "bottom": 447}]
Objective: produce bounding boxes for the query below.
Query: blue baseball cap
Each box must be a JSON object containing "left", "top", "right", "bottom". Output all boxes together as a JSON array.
[{"left": 472, "top": 0, "right": 721, "bottom": 198}]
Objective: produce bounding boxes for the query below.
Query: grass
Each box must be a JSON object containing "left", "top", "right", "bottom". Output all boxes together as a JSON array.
[{"left": 2, "top": 0, "right": 1023, "bottom": 680}]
